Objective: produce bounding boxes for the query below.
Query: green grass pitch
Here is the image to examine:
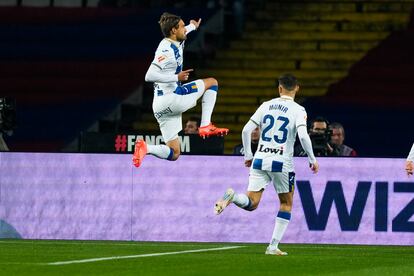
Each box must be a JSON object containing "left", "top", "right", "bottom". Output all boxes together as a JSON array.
[{"left": 1, "top": 240, "right": 413, "bottom": 275}]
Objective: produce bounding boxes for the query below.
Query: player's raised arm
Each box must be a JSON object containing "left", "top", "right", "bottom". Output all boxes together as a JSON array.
[{"left": 185, "top": 18, "right": 201, "bottom": 34}]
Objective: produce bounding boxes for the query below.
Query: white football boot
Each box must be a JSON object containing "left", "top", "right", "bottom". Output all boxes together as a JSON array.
[
  {"left": 265, "top": 246, "right": 288, "bottom": 256},
  {"left": 214, "top": 188, "right": 235, "bottom": 215}
]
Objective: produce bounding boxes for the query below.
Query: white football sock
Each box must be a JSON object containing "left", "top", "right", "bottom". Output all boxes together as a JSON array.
[
  {"left": 147, "top": 144, "right": 173, "bottom": 160},
  {"left": 269, "top": 211, "right": 291, "bottom": 250},
  {"left": 200, "top": 86, "right": 218, "bottom": 127},
  {"left": 232, "top": 193, "right": 251, "bottom": 209}
]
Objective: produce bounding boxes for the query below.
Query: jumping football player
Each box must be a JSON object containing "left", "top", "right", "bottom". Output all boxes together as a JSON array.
[{"left": 133, "top": 12, "right": 228, "bottom": 168}]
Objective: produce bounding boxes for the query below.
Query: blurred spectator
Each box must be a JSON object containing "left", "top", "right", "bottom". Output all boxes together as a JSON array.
[
  {"left": 295, "top": 117, "right": 339, "bottom": 157},
  {"left": 329, "top": 122, "right": 357, "bottom": 157},
  {"left": 184, "top": 116, "right": 201, "bottom": 134},
  {"left": 233, "top": 126, "right": 259, "bottom": 155}
]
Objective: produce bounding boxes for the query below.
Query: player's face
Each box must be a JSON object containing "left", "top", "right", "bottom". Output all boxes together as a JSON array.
[
  {"left": 173, "top": 20, "right": 187, "bottom": 42},
  {"left": 331, "top": 128, "right": 344, "bottom": 146},
  {"left": 184, "top": 121, "right": 198, "bottom": 134}
]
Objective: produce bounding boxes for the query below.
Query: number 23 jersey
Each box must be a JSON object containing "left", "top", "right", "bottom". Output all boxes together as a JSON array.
[{"left": 250, "top": 95, "right": 307, "bottom": 172}]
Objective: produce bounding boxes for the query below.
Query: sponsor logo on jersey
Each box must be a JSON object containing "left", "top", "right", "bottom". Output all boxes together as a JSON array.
[
  {"left": 154, "top": 107, "right": 173, "bottom": 119},
  {"left": 258, "top": 144, "right": 284, "bottom": 155},
  {"left": 157, "top": 55, "right": 166, "bottom": 62}
]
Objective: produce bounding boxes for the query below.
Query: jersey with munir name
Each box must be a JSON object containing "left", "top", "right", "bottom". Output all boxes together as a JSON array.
[
  {"left": 250, "top": 96, "right": 307, "bottom": 172},
  {"left": 151, "top": 38, "right": 184, "bottom": 95}
]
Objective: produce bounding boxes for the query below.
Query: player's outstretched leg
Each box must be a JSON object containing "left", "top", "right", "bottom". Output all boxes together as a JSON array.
[
  {"left": 215, "top": 189, "right": 259, "bottom": 215},
  {"left": 198, "top": 78, "right": 229, "bottom": 138},
  {"left": 132, "top": 139, "right": 176, "bottom": 168}
]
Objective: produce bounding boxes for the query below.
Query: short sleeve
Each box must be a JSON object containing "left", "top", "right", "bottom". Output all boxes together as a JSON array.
[{"left": 296, "top": 107, "right": 307, "bottom": 129}]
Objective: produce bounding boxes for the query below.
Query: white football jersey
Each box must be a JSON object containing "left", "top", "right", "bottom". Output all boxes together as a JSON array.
[
  {"left": 150, "top": 38, "right": 184, "bottom": 94},
  {"left": 250, "top": 95, "right": 307, "bottom": 172}
]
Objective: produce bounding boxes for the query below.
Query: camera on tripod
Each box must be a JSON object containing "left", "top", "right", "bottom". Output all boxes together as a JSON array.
[{"left": 309, "top": 128, "right": 333, "bottom": 156}]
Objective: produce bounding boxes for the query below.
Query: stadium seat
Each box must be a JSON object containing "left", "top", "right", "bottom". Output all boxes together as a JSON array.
[
  {"left": 22, "top": 0, "right": 49, "bottom": 7},
  {"left": 0, "top": 0, "right": 16, "bottom": 6},
  {"left": 0, "top": 7, "right": 154, "bottom": 151},
  {"left": 53, "top": 0, "right": 82, "bottom": 7},
  {"left": 199, "top": 0, "right": 414, "bottom": 153}
]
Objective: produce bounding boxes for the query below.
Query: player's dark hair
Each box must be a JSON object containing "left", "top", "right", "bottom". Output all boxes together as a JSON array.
[
  {"left": 277, "top": 73, "right": 299, "bottom": 91},
  {"left": 159, "top": 12, "right": 181, "bottom": 37}
]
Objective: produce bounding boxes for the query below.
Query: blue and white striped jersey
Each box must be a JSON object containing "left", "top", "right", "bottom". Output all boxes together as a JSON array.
[
  {"left": 250, "top": 95, "right": 308, "bottom": 172},
  {"left": 150, "top": 38, "right": 184, "bottom": 94}
]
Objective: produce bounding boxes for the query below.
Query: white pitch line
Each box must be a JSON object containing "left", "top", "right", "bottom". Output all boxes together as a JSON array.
[
  {"left": 0, "top": 240, "right": 206, "bottom": 247},
  {"left": 46, "top": 246, "right": 244, "bottom": 266}
]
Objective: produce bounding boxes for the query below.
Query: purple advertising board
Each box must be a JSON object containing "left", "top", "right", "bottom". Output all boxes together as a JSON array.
[{"left": 0, "top": 152, "right": 413, "bottom": 245}]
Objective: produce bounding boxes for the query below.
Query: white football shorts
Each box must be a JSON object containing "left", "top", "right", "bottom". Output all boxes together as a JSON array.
[
  {"left": 152, "top": 79, "right": 206, "bottom": 142},
  {"left": 247, "top": 168, "right": 295, "bottom": 194}
]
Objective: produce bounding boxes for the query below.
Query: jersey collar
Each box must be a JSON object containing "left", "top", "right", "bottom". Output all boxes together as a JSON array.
[
  {"left": 280, "top": 95, "right": 294, "bottom": 101},
  {"left": 165, "top": 38, "right": 180, "bottom": 47}
]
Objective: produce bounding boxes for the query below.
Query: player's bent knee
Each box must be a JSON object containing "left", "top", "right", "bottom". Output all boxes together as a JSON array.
[
  {"left": 210, "top": 77, "right": 218, "bottom": 87},
  {"left": 204, "top": 78, "right": 218, "bottom": 90}
]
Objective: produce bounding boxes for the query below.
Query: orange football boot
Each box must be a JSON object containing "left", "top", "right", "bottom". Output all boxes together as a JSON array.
[
  {"left": 198, "top": 123, "right": 229, "bottom": 138},
  {"left": 132, "top": 139, "right": 147, "bottom": 168}
]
